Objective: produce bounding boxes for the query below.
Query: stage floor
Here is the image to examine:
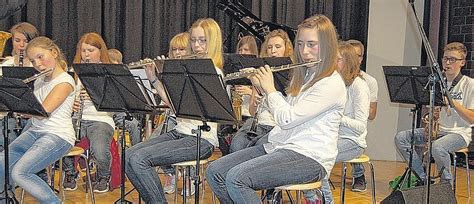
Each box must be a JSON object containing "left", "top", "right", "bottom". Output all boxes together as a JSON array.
[{"left": 18, "top": 153, "right": 472, "bottom": 204}]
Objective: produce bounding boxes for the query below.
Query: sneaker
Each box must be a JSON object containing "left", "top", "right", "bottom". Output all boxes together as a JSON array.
[
  {"left": 351, "top": 175, "right": 367, "bottom": 192},
  {"left": 163, "top": 174, "right": 176, "bottom": 194},
  {"left": 93, "top": 177, "right": 109, "bottom": 193},
  {"left": 180, "top": 181, "right": 195, "bottom": 196},
  {"left": 304, "top": 197, "right": 322, "bottom": 204},
  {"left": 63, "top": 175, "right": 78, "bottom": 191}
]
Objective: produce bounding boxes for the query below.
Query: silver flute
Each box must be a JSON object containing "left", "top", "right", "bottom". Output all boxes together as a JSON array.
[
  {"left": 222, "top": 59, "right": 322, "bottom": 82},
  {"left": 23, "top": 68, "right": 54, "bottom": 83}
]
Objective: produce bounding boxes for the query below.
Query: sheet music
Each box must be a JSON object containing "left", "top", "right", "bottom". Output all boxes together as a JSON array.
[{"left": 130, "top": 69, "right": 157, "bottom": 106}]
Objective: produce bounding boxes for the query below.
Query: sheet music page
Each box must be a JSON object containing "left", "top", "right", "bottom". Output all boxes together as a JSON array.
[{"left": 130, "top": 69, "right": 157, "bottom": 106}]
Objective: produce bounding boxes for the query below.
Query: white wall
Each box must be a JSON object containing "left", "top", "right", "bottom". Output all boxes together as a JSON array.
[{"left": 365, "top": 0, "right": 425, "bottom": 161}]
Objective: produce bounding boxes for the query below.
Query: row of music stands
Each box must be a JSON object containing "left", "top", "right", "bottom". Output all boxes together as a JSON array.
[{"left": 0, "top": 59, "right": 235, "bottom": 204}]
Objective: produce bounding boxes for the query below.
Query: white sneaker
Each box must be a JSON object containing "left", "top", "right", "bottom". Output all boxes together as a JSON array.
[
  {"left": 163, "top": 174, "right": 176, "bottom": 194},
  {"left": 180, "top": 181, "right": 196, "bottom": 196}
]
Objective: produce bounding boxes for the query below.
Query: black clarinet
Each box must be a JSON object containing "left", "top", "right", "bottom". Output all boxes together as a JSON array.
[
  {"left": 18, "top": 49, "right": 24, "bottom": 66},
  {"left": 246, "top": 92, "right": 264, "bottom": 137}
]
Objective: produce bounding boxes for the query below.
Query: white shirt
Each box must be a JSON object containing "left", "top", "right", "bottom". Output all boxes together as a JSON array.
[
  {"left": 360, "top": 71, "right": 378, "bottom": 103},
  {"left": 263, "top": 71, "right": 347, "bottom": 175},
  {"left": 30, "top": 72, "right": 77, "bottom": 145},
  {"left": 439, "top": 75, "right": 474, "bottom": 145},
  {"left": 77, "top": 81, "right": 116, "bottom": 129},
  {"left": 338, "top": 77, "right": 370, "bottom": 148}
]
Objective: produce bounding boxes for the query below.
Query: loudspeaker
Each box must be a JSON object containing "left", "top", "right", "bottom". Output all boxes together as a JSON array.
[{"left": 381, "top": 182, "right": 456, "bottom": 204}]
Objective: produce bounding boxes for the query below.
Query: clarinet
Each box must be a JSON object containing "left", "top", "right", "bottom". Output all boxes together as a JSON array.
[
  {"left": 246, "top": 92, "right": 264, "bottom": 137},
  {"left": 18, "top": 49, "right": 24, "bottom": 66},
  {"left": 74, "top": 59, "right": 89, "bottom": 140},
  {"left": 74, "top": 92, "right": 85, "bottom": 141}
]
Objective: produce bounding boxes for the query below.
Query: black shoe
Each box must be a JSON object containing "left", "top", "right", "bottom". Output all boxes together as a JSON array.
[
  {"left": 93, "top": 177, "right": 109, "bottom": 193},
  {"left": 63, "top": 175, "right": 78, "bottom": 191},
  {"left": 351, "top": 175, "right": 367, "bottom": 192}
]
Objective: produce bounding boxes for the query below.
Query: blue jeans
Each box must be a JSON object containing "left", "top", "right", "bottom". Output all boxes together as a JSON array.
[
  {"left": 63, "top": 120, "right": 114, "bottom": 179},
  {"left": 229, "top": 119, "right": 273, "bottom": 153},
  {"left": 114, "top": 113, "right": 142, "bottom": 146},
  {"left": 0, "top": 130, "right": 71, "bottom": 203},
  {"left": 394, "top": 128, "right": 467, "bottom": 184},
  {"left": 206, "top": 144, "right": 326, "bottom": 203},
  {"left": 313, "top": 138, "right": 364, "bottom": 204},
  {"left": 125, "top": 130, "right": 214, "bottom": 203}
]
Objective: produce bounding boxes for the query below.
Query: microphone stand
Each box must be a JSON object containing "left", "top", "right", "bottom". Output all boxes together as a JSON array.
[{"left": 408, "top": 1, "right": 454, "bottom": 204}]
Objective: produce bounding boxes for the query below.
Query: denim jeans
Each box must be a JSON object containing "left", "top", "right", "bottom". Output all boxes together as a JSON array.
[
  {"left": 229, "top": 119, "right": 273, "bottom": 153},
  {"left": 114, "top": 113, "right": 142, "bottom": 146},
  {"left": 206, "top": 144, "right": 326, "bottom": 203},
  {"left": 63, "top": 120, "right": 114, "bottom": 179},
  {"left": 0, "top": 130, "right": 71, "bottom": 203},
  {"left": 312, "top": 138, "right": 365, "bottom": 204},
  {"left": 125, "top": 130, "right": 214, "bottom": 203},
  {"left": 394, "top": 128, "right": 467, "bottom": 184}
]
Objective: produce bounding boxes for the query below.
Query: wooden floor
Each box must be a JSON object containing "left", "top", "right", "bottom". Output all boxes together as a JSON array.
[{"left": 18, "top": 154, "right": 473, "bottom": 204}]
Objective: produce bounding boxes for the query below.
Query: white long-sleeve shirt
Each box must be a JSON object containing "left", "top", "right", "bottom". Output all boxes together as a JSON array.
[
  {"left": 263, "top": 71, "right": 347, "bottom": 175},
  {"left": 338, "top": 77, "right": 370, "bottom": 148}
]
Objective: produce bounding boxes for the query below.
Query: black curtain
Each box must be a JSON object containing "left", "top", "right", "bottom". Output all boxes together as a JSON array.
[{"left": 0, "top": 0, "right": 369, "bottom": 66}]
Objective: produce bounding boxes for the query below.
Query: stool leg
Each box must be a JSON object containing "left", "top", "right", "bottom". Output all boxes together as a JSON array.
[
  {"left": 464, "top": 152, "right": 471, "bottom": 198},
  {"left": 82, "top": 154, "right": 95, "bottom": 204},
  {"left": 174, "top": 167, "right": 179, "bottom": 204},
  {"left": 296, "top": 190, "right": 301, "bottom": 204},
  {"left": 59, "top": 158, "right": 64, "bottom": 201},
  {"left": 340, "top": 163, "right": 347, "bottom": 204},
  {"left": 20, "top": 189, "right": 24, "bottom": 204},
  {"left": 453, "top": 153, "right": 457, "bottom": 192},
  {"left": 368, "top": 162, "right": 376, "bottom": 204}
]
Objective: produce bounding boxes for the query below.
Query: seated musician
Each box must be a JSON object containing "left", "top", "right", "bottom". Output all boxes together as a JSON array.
[
  {"left": 125, "top": 18, "right": 224, "bottom": 203},
  {"left": 206, "top": 14, "right": 347, "bottom": 203},
  {"left": 63, "top": 33, "right": 115, "bottom": 193},
  {"left": 229, "top": 29, "right": 294, "bottom": 153},
  {"left": 394, "top": 42, "right": 474, "bottom": 186}
]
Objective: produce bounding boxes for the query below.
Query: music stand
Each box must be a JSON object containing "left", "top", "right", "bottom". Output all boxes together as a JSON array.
[
  {"left": 0, "top": 77, "right": 49, "bottom": 204},
  {"left": 161, "top": 59, "right": 235, "bottom": 203},
  {"left": 383, "top": 66, "right": 444, "bottom": 190},
  {"left": 1, "top": 67, "right": 37, "bottom": 88},
  {"left": 73, "top": 63, "right": 159, "bottom": 204}
]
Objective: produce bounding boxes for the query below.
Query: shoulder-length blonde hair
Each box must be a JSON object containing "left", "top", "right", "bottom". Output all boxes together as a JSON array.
[
  {"left": 26, "top": 36, "right": 68, "bottom": 71},
  {"left": 189, "top": 18, "right": 224, "bottom": 69},
  {"left": 73, "top": 32, "right": 110, "bottom": 64},
  {"left": 338, "top": 41, "right": 361, "bottom": 86},
  {"left": 236, "top": 35, "right": 258, "bottom": 55},
  {"left": 260, "top": 29, "right": 295, "bottom": 62},
  {"left": 287, "top": 15, "right": 339, "bottom": 97},
  {"left": 168, "top": 32, "right": 190, "bottom": 58}
]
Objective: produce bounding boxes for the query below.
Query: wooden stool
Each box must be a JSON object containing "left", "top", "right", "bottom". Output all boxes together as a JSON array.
[
  {"left": 58, "top": 146, "right": 95, "bottom": 204},
  {"left": 452, "top": 148, "right": 471, "bottom": 198},
  {"left": 275, "top": 181, "right": 323, "bottom": 204},
  {"left": 340, "top": 154, "right": 376, "bottom": 204},
  {"left": 172, "top": 159, "right": 209, "bottom": 203}
]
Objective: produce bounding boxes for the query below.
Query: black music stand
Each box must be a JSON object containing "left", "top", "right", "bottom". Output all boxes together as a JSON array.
[
  {"left": 161, "top": 59, "right": 235, "bottom": 203},
  {"left": 73, "top": 63, "right": 158, "bottom": 204},
  {"left": 0, "top": 77, "right": 49, "bottom": 204},
  {"left": 1, "top": 67, "right": 37, "bottom": 88},
  {"left": 383, "top": 66, "right": 444, "bottom": 191}
]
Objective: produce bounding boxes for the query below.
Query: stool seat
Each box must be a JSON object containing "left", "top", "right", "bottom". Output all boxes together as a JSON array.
[
  {"left": 456, "top": 148, "right": 469, "bottom": 153},
  {"left": 275, "top": 181, "right": 321, "bottom": 191},
  {"left": 340, "top": 154, "right": 375, "bottom": 204},
  {"left": 173, "top": 159, "right": 208, "bottom": 166},
  {"left": 65, "top": 146, "right": 85, "bottom": 157},
  {"left": 345, "top": 154, "right": 370, "bottom": 163}
]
